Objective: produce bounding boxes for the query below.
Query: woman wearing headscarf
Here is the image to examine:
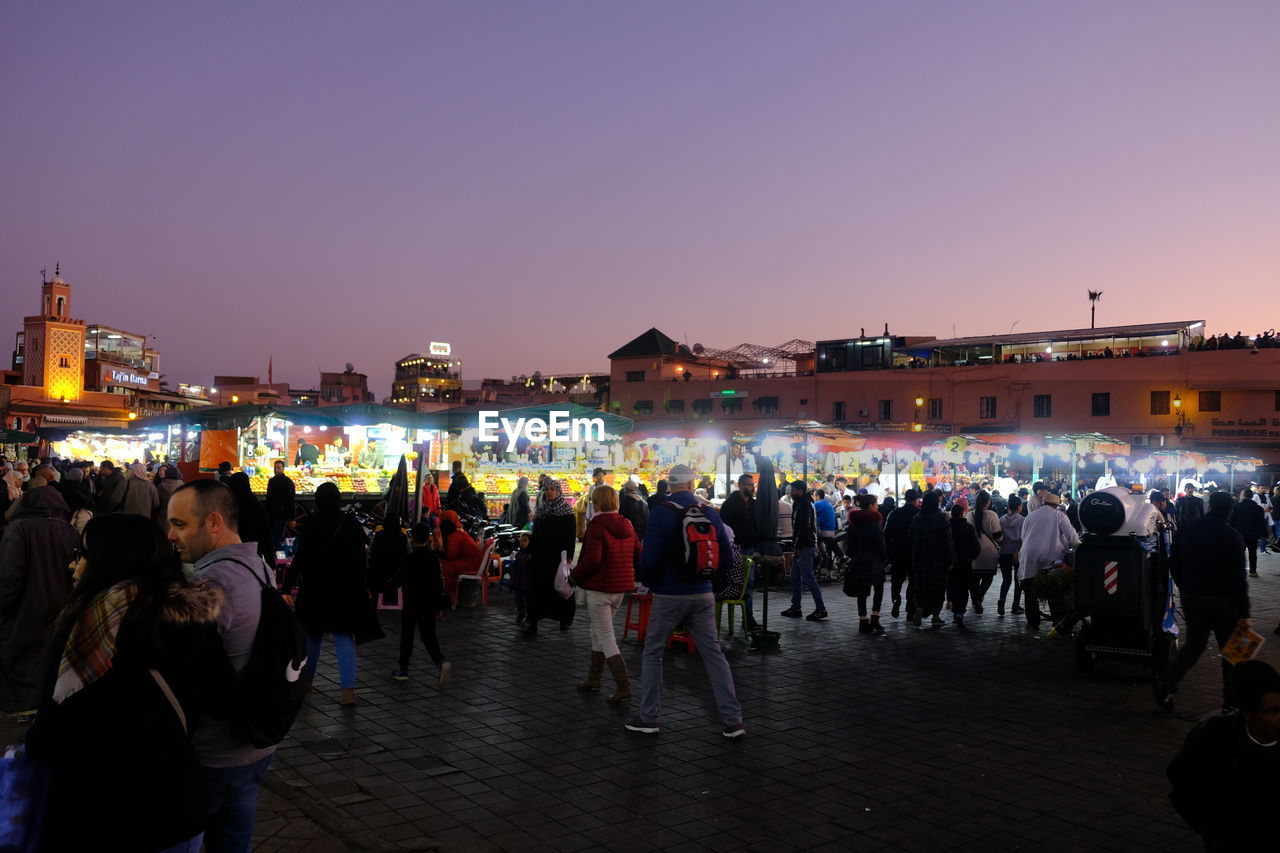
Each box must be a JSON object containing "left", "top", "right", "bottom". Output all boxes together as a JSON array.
[
  {"left": 846, "top": 493, "right": 888, "bottom": 633},
  {"left": 120, "top": 462, "right": 161, "bottom": 521},
  {"left": 522, "top": 479, "right": 577, "bottom": 637},
  {"left": 156, "top": 465, "right": 184, "bottom": 525},
  {"left": 0, "top": 487, "right": 78, "bottom": 717},
  {"left": 907, "top": 490, "right": 954, "bottom": 627},
  {"left": 285, "top": 482, "right": 381, "bottom": 707},
  {"left": 226, "top": 471, "right": 274, "bottom": 564},
  {"left": 25, "top": 514, "right": 233, "bottom": 852},
  {"left": 3, "top": 466, "right": 26, "bottom": 522},
  {"left": 503, "top": 476, "right": 531, "bottom": 529}
]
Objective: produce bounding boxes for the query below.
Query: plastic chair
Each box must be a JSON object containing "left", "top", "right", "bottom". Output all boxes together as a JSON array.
[
  {"left": 716, "top": 557, "right": 754, "bottom": 637},
  {"left": 454, "top": 538, "right": 497, "bottom": 608},
  {"left": 666, "top": 629, "right": 697, "bottom": 655},
  {"left": 623, "top": 591, "right": 653, "bottom": 643}
]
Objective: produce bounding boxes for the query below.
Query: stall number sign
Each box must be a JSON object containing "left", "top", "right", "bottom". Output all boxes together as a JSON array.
[
  {"left": 909, "top": 461, "right": 926, "bottom": 483},
  {"left": 110, "top": 369, "right": 149, "bottom": 387},
  {"left": 944, "top": 437, "right": 967, "bottom": 453}
]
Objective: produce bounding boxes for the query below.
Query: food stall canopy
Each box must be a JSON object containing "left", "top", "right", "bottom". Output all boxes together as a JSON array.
[
  {"left": 132, "top": 403, "right": 345, "bottom": 430},
  {"left": 310, "top": 403, "right": 445, "bottom": 430},
  {"left": 0, "top": 429, "right": 38, "bottom": 444}
]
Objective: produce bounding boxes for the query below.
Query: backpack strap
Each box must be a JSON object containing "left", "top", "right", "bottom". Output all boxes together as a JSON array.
[
  {"left": 149, "top": 669, "right": 188, "bottom": 734},
  {"left": 218, "top": 557, "right": 274, "bottom": 589}
]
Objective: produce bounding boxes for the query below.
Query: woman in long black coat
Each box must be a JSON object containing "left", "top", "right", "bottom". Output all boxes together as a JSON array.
[
  {"left": 947, "top": 503, "right": 981, "bottom": 627},
  {"left": 522, "top": 479, "right": 577, "bottom": 637},
  {"left": 908, "top": 490, "right": 954, "bottom": 627},
  {"left": 285, "top": 482, "right": 382, "bottom": 706}
]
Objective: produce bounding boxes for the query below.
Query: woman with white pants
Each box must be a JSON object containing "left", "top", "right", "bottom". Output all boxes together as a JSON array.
[{"left": 570, "top": 485, "right": 640, "bottom": 703}]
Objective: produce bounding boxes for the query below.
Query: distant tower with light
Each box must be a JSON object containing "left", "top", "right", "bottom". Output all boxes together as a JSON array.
[{"left": 23, "top": 264, "right": 86, "bottom": 400}]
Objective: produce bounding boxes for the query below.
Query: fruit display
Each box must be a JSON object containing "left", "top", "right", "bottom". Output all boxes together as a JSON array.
[{"left": 248, "top": 466, "right": 416, "bottom": 498}]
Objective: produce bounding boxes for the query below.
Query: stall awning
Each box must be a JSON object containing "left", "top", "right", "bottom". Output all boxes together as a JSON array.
[
  {"left": 0, "top": 429, "right": 37, "bottom": 444},
  {"left": 132, "top": 404, "right": 345, "bottom": 430}
]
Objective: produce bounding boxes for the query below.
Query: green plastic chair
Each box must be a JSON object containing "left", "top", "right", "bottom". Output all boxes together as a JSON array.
[{"left": 716, "top": 556, "right": 754, "bottom": 637}]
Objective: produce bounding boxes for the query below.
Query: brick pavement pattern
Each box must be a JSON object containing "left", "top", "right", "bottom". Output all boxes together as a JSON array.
[{"left": 253, "top": 556, "right": 1280, "bottom": 852}]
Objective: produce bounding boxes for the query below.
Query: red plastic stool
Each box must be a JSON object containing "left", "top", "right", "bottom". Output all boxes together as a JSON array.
[
  {"left": 666, "top": 629, "right": 697, "bottom": 655},
  {"left": 623, "top": 592, "right": 653, "bottom": 643}
]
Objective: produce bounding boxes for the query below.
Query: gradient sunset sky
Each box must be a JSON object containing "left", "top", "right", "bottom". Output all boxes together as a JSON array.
[{"left": 3, "top": 1, "right": 1277, "bottom": 397}]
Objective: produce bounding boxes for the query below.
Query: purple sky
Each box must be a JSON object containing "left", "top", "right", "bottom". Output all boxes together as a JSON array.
[{"left": 4, "top": 1, "right": 1278, "bottom": 398}]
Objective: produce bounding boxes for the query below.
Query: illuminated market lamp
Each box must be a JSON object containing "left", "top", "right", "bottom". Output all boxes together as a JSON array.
[
  {"left": 210, "top": 387, "right": 218, "bottom": 394},
  {"left": 128, "top": 412, "right": 137, "bottom": 420},
  {"left": 912, "top": 423, "right": 923, "bottom": 432},
  {"left": 1172, "top": 394, "right": 1181, "bottom": 408},
  {"left": 914, "top": 396, "right": 924, "bottom": 407},
  {"left": 231, "top": 395, "right": 240, "bottom": 404}
]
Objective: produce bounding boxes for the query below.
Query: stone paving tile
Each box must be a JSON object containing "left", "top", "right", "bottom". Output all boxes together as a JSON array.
[{"left": 255, "top": 559, "right": 1280, "bottom": 850}]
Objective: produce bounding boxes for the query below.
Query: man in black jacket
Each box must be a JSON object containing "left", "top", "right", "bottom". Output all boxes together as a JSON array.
[
  {"left": 718, "top": 474, "right": 759, "bottom": 631},
  {"left": 883, "top": 488, "right": 920, "bottom": 619},
  {"left": 94, "top": 460, "right": 125, "bottom": 513},
  {"left": 780, "top": 481, "right": 826, "bottom": 621},
  {"left": 1230, "top": 489, "right": 1269, "bottom": 577},
  {"left": 1176, "top": 485, "right": 1205, "bottom": 523},
  {"left": 265, "top": 460, "right": 296, "bottom": 549},
  {"left": 1155, "top": 491, "right": 1251, "bottom": 713}
]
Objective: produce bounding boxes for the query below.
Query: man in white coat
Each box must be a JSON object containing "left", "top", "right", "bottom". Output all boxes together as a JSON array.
[{"left": 1018, "top": 491, "right": 1080, "bottom": 631}]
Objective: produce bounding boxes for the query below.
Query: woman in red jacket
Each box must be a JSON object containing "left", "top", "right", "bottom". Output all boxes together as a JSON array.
[
  {"left": 570, "top": 485, "right": 640, "bottom": 702},
  {"left": 437, "top": 510, "right": 481, "bottom": 605}
]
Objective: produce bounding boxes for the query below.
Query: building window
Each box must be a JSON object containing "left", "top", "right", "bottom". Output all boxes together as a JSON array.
[
  {"left": 1034, "top": 394, "right": 1052, "bottom": 418},
  {"left": 832, "top": 401, "right": 846, "bottom": 422},
  {"left": 1198, "top": 390, "right": 1221, "bottom": 412},
  {"left": 1150, "top": 391, "right": 1170, "bottom": 416},
  {"left": 877, "top": 399, "right": 893, "bottom": 421},
  {"left": 861, "top": 346, "right": 884, "bottom": 369},
  {"left": 664, "top": 399, "right": 684, "bottom": 413},
  {"left": 58, "top": 356, "right": 70, "bottom": 368},
  {"left": 927, "top": 398, "right": 943, "bottom": 420},
  {"left": 625, "top": 370, "right": 645, "bottom": 382},
  {"left": 979, "top": 396, "right": 997, "bottom": 419},
  {"left": 1275, "top": 390, "right": 1280, "bottom": 411},
  {"left": 1092, "top": 392, "right": 1111, "bottom": 416}
]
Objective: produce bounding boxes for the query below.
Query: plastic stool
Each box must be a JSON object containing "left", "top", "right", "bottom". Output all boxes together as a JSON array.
[
  {"left": 666, "top": 629, "right": 697, "bottom": 655},
  {"left": 623, "top": 592, "right": 653, "bottom": 643}
]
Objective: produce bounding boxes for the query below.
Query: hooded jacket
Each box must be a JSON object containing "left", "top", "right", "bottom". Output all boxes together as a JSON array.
[
  {"left": 26, "top": 580, "right": 235, "bottom": 852},
  {"left": 1171, "top": 512, "right": 1249, "bottom": 617},
  {"left": 790, "top": 492, "right": 817, "bottom": 548},
  {"left": 571, "top": 511, "right": 640, "bottom": 593},
  {"left": 845, "top": 509, "right": 887, "bottom": 585}
]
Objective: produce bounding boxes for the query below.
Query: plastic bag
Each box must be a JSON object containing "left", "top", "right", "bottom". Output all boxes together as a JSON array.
[{"left": 553, "top": 550, "right": 576, "bottom": 599}]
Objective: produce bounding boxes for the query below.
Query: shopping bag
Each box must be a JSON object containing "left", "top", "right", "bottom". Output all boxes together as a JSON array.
[
  {"left": 1221, "top": 623, "right": 1265, "bottom": 665},
  {"left": 0, "top": 744, "right": 50, "bottom": 853},
  {"left": 1161, "top": 579, "right": 1179, "bottom": 637},
  {"left": 553, "top": 551, "right": 575, "bottom": 599}
]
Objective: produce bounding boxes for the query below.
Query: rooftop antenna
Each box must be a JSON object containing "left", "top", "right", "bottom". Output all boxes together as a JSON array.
[
  {"left": 40, "top": 268, "right": 47, "bottom": 283},
  {"left": 1009, "top": 320, "right": 1020, "bottom": 334}
]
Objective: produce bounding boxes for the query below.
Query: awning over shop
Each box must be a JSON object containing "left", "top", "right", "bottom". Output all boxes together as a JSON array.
[
  {"left": 0, "top": 429, "right": 38, "bottom": 444},
  {"left": 133, "top": 403, "right": 346, "bottom": 430}
]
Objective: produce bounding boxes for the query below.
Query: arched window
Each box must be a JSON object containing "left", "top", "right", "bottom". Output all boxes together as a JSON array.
[{"left": 56, "top": 296, "right": 65, "bottom": 316}]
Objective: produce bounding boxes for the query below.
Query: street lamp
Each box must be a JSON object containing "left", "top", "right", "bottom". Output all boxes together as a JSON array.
[{"left": 1172, "top": 394, "right": 1192, "bottom": 438}]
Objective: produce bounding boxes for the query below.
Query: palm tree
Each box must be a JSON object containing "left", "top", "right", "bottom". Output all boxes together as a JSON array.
[{"left": 1088, "top": 290, "right": 1103, "bottom": 329}]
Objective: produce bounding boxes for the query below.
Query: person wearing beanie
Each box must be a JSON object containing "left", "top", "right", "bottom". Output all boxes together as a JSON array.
[
  {"left": 1167, "top": 659, "right": 1280, "bottom": 851},
  {"left": 846, "top": 494, "right": 887, "bottom": 632},
  {"left": 1155, "top": 490, "right": 1251, "bottom": 713}
]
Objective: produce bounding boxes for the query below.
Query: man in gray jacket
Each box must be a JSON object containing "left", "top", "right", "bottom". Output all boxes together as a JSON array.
[{"left": 168, "top": 479, "right": 276, "bottom": 852}]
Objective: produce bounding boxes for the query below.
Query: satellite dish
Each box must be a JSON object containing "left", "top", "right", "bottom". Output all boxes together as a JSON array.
[
  {"left": 345, "top": 362, "right": 355, "bottom": 373},
  {"left": 677, "top": 344, "right": 692, "bottom": 356},
  {"left": 692, "top": 343, "right": 705, "bottom": 355}
]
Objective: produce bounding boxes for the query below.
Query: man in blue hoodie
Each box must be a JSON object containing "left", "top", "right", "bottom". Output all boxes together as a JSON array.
[{"left": 625, "top": 464, "right": 745, "bottom": 738}]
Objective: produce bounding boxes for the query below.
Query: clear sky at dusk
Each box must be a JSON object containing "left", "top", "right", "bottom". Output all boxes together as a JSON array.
[{"left": 3, "top": 1, "right": 1277, "bottom": 398}]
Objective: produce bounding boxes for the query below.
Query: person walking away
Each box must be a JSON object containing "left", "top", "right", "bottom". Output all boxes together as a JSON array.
[
  {"left": 1167, "top": 659, "right": 1280, "bottom": 851},
  {"left": 94, "top": 460, "right": 126, "bottom": 513},
  {"left": 56, "top": 465, "right": 93, "bottom": 519},
  {"left": 511, "top": 532, "right": 533, "bottom": 625},
  {"left": 120, "top": 462, "right": 161, "bottom": 522},
  {"left": 166, "top": 479, "right": 278, "bottom": 852},
  {"left": 814, "top": 488, "right": 843, "bottom": 570},
  {"left": 948, "top": 503, "right": 981, "bottom": 627},
  {"left": 1017, "top": 492, "right": 1080, "bottom": 631},
  {"left": 157, "top": 465, "right": 184, "bottom": 528},
  {"left": 368, "top": 513, "right": 409, "bottom": 606},
  {"left": 618, "top": 480, "right": 649, "bottom": 540},
  {"left": 437, "top": 510, "right": 481, "bottom": 606},
  {"left": 1230, "top": 489, "right": 1268, "bottom": 577},
  {"left": 226, "top": 472, "right": 274, "bottom": 565},
  {"left": 503, "top": 476, "right": 531, "bottom": 529},
  {"left": 522, "top": 479, "right": 577, "bottom": 636},
  {"left": 966, "top": 490, "right": 1002, "bottom": 613},
  {"left": 0, "top": 487, "right": 77, "bottom": 720},
  {"left": 625, "top": 465, "right": 744, "bottom": 737},
  {"left": 392, "top": 523, "right": 451, "bottom": 687},
  {"left": 718, "top": 473, "right": 760, "bottom": 631},
  {"left": 780, "top": 480, "right": 827, "bottom": 621},
  {"left": 570, "top": 486, "right": 639, "bottom": 703},
  {"left": 1154, "top": 491, "right": 1251, "bottom": 713},
  {"left": 284, "top": 482, "right": 382, "bottom": 708},
  {"left": 908, "top": 490, "right": 954, "bottom": 627},
  {"left": 25, "top": 514, "right": 234, "bottom": 852},
  {"left": 846, "top": 493, "right": 887, "bottom": 633},
  {"left": 647, "top": 479, "right": 670, "bottom": 511},
  {"left": 265, "top": 460, "right": 296, "bottom": 550},
  {"left": 884, "top": 489, "right": 921, "bottom": 619},
  {"left": 996, "top": 495, "right": 1025, "bottom": 616}
]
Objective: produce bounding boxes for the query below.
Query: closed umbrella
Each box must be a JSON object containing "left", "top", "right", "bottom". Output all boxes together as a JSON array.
[{"left": 751, "top": 456, "right": 782, "bottom": 651}]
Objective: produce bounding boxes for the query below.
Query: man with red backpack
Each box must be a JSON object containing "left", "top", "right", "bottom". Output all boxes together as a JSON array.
[{"left": 625, "top": 464, "right": 745, "bottom": 738}]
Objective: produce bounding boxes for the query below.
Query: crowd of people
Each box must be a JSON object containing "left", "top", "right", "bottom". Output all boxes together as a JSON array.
[{"left": 3, "top": 448, "right": 1278, "bottom": 850}]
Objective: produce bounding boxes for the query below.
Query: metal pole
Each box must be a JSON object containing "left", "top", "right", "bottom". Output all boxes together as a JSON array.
[
  {"left": 1230, "top": 463, "right": 1235, "bottom": 493},
  {"left": 1071, "top": 452, "right": 1078, "bottom": 500}
]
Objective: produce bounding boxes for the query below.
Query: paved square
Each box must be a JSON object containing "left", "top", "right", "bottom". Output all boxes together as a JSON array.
[{"left": 255, "top": 556, "right": 1279, "bottom": 852}]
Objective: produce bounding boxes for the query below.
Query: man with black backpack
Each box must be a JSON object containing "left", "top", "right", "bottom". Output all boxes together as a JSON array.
[
  {"left": 168, "top": 479, "right": 302, "bottom": 852},
  {"left": 625, "top": 464, "right": 745, "bottom": 738}
]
